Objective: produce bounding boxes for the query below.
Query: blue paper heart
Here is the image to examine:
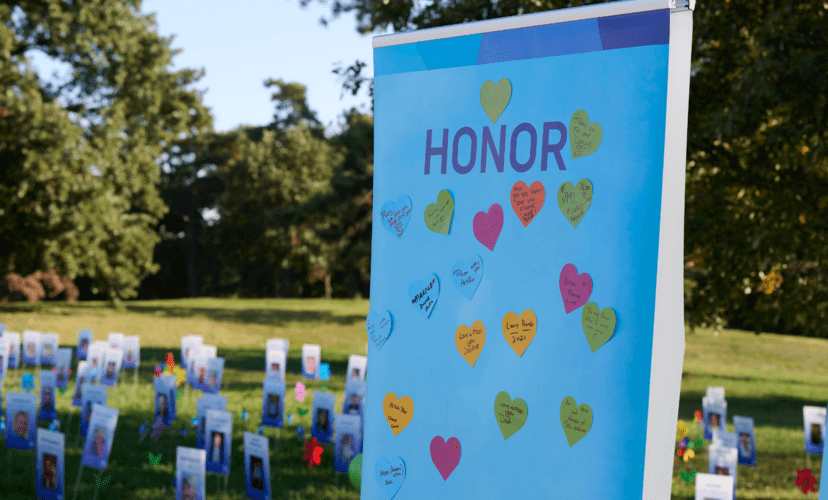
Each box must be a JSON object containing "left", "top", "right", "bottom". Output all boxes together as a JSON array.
[
  {"left": 258, "top": 425, "right": 264, "bottom": 435},
  {"left": 408, "top": 274, "right": 440, "bottom": 318},
  {"left": 320, "top": 363, "right": 331, "bottom": 381},
  {"left": 380, "top": 195, "right": 413, "bottom": 238},
  {"left": 366, "top": 310, "right": 393, "bottom": 350},
  {"left": 451, "top": 255, "right": 483, "bottom": 301},
  {"left": 375, "top": 456, "right": 406, "bottom": 499},
  {"left": 297, "top": 426, "right": 304, "bottom": 439}
]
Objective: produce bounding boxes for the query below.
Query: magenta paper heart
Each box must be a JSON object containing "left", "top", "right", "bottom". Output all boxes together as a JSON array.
[
  {"left": 559, "top": 263, "right": 593, "bottom": 314},
  {"left": 473, "top": 204, "right": 504, "bottom": 251},
  {"left": 430, "top": 436, "right": 461, "bottom": 480}
]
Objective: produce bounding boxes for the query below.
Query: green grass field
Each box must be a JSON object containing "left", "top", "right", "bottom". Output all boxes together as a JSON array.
[{"left": 0, "top": 298, "right": 826, "bottom": 499}]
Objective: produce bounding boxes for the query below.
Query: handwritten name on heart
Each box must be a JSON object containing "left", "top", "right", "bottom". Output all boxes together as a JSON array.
[
  {"left": 424, "top": 190, "right": 454, "bottom": 235},
  {"left": 366, "top": 310, "right": 393, "bottom": 350},
  {"left": 560, "top": 396, "right": 592, "bottom": 447},
  {"left": 494, "top": 391, "right": 528, "bottom": 440},
  {"left": 558, "top": 179, "right": 593, "bottom": 228},
  {"left": 375, "top": 457, "right": 406, "bottom": 499},
  {"left": 408, "top": 274, "right": 439, "bottom": 318},
  {"left": 559, "top": 263, "right": 592, "bottom": 314},
  {"left": 451, "top": 256, "right": 483, "bottom": 301},
  {"left": 480, "top": 78, "right": 512, "bottom": 124},
  {"left": 501, "top": 310, "right": 537, "bottom": 357},
  {"left": 473, "top": 203, "right": 504, "bottom": 251},
  {"left": 430, "top": 436, "right": 461, "bottom": 480},
  {"left": 455, "top": 321, "right": 485, "bottom": 367},
  {"left": 581, "top": 302, "right": 617, "bottom": 353},
  {"left": 511, "top": 181, "right": 545, "bottom": 227},
  {"left": 380, "top": 196, "right": 413, "bottom": 238},
  {"left": 383, "top": 393, "right": 414, "bottom": 436},
  {"left": 570, "top": 109, "right": 602, "bottom": 159}
]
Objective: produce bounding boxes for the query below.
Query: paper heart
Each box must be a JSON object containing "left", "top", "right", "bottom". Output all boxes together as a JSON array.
[
  {"left": 473, "top": 203, "right": 504, "bottom": 251},
  {"left": 559, "top": 263, "right": 593, "bottom": 314},
  {"left": 581, "top": 302, "right": 617, "bottom": 352},
  {"left": 383, "top": 393, "right": 414, "bottom": 436},
  {"left": 408, "top": 274, "right": 439, "bottom": 319},
  {"left": 558, "top": 179, "right": 593, "bottom": 228},
  {"left": 375, "top": 457, "right": 406, "bottom": 499},
  {"left": 297, "top": 408, "right": 308, "bottom": 416},
  {"left": 430, "top": 436, "right": 461, "bottom": 480},
  {"left": 560, "top": 396, "right": 592, "bottom": 447},
  {"left": 380, "top": 195, "right": 413, "bottom": 238},
  {"left": 502, "top": 310, "right": 537, "bottom": 357},
  {"left": 424, "top": 190, "right": 454, "bottom": 235},
  {"left": 480, "top": 78, "right": 512, "bottom": 124},
  {"left": 455, "top": 321, "right": 485, "bottom": 367},
  {"left": 510, "top": 181, "right": 546, "bottom": 227},
  {"left": 367, "top": 310, "right": 393, "bottom": 350},
  {"left": 451, "top": 255, "right": 483, "bottom": 301},
  {"left": 680, "top": 470, "right": 696, "bottom": 483},
  {"left": 569, "top": 109, "right": 602, "bottom": 159},
  {"left": 348, "top": 453, "right": 363, "bottom": 489},
  {"left": 494, "top": 391, "right": 528, "bottom": 440}
]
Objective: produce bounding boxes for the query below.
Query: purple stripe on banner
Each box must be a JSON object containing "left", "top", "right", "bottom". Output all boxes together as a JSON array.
[{"left": 597, "top": 9, "right": 670, "bottom": 51}]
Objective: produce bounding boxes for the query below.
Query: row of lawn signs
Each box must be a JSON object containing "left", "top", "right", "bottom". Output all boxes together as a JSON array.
[
  {"left": 179, "top": 336, "right": 225, "bottom": 393},
  {"left": 702, "top": 387, "right": 752, "bottom": 500}
]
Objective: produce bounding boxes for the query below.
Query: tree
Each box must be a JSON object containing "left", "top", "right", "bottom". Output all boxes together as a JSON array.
[
  {"left": 312, "top": 0, "right": 828, "bottom": 337},
  {"left": 0, "top": 0, "right": 212, "bottom": 301}
]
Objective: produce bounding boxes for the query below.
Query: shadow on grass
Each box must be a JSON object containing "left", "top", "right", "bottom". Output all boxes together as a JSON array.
[{"left": 122, "top": 305, "right": 365, "bottom": 328}]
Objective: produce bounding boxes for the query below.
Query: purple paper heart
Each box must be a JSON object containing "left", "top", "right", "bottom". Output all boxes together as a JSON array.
[
  {"left": 559, "top": 263, "right": 593, "bottom": 314},
  {"left": 473, "top": 204, "right": 504, "bottom": 251},
  {"left": 430, "top": 436, "right": 461, "bottom": 480}
]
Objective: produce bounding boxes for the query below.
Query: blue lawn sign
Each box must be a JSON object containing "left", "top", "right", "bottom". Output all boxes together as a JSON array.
[
  {"left": 6, "top": 392, "right": 37, "bottom": 450},
  {"left": 6, "top": 331, "right": 20, "bottom": 368},
  {"left": 301, "top": 344, "right": 321, "bottom": 380},
  {"left": 732, "top": 415, "right": 757, "bottom": 466},
  {"left": 244, "top": 432, "right": 272, "bottom": 500},
  {"left": 820, "top": 404, "right": 828, "bottom": 495},
  {"left": 40, "top": 333, "right": 59, "bottom": 366},
  {"left": 334, "top": 414, "right": 363, "bottom": 473},
  {"left": 204, "top": 409, "right": 233, "bottom": 475},
  {"left": 803, "top": 405, "right": 826, "bottom": 455},
  {"left": 55, "top": 348, "right": 72, "bottom": 388},
  {"left": 80, "top": 384, "right": 108, "bottom": 438},
  {"left": 38, "top": 370, "right": 58, "bottom": 421},
  {"left": 0, "top": 337, "right": 8, "bottom": 382},
  {"left": 122, "top": 336, "right": 140, "bottom": 369},
  {"left": 261, "top": 377, "right": 286, "bottom": 429},
  {"left": 176, "top": 447, "right": 206, "bottom": 500},
  {"left": 311, "top": 391, "right": 335, "bottom": 444},
  {"left": 22, "top": 330, "right": 41, "bottom": 366},
  {"left": 77, "top": 329, "right": 93, "bottom": 360},
  {"left": 196, "top": 394, "right": 227, "bottom": 450},
  {"left": 80, "top": 405, "right": 119, "bottom": 470},
  {"left": 365, "top": 0, "right": 694, "bottom": 497},
  {"left": 36, "top": 429, "right": 66, "bottom": 500}
]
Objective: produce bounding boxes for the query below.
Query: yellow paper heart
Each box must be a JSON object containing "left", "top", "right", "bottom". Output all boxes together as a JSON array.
[
  {"left": 455, "top": 321, "right": 486, "bottom": 367},
  {"left": 383, "top": 393, "right": 414, "bottom": 436},
  {"left": 502, "top": 310, "right": 537, "bottom": 357}
]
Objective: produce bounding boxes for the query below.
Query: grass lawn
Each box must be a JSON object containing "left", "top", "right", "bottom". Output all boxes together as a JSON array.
[{"left": 0, "top": 298, "right": 826, "bottom": 499}]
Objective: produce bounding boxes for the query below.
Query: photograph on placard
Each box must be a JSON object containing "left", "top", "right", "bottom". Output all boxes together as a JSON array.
[
  {"left": 803, "top": 406, "right": 826, "bottom": 454},
  {"left": 122, "top": 336, "right": 140, "bottom": 369},
  {"left": 40, "top": 333, "right": 59, "bottom": 366},
  {"left": 707, "top": 445, "right": 738, "bottom": 500},
  {"left": 703, "top": 396, "right": 728, "bottom": 441},
  {"left": 6, "top": 331, "right": 20, "bottom": 368},
  {"left": 86, "top": 343, "right": 105, "bottom": 382},
  {"left": 55, "top": 348, "right": 72, "bottom": 388},
  {"left": 204, "top": 409, "right": 233, "bottom": 475},
  {"left": 333, "top": 414, "right": 362, "bottom": 473},
  {"left": 80, "top": 384, "right": 108, "bottom": 438},
  {"left": 0, "top": 337, "right": 7, "bottom": 381},
  {"left": 732, "top": 416, "right": 757, "bottom": 466},
  {"left": 345, "top": 355, "right": 367, "bottom": 382},
  {"left": 311, "top": 391, "right": 335, "bottom": 443},
  {"left": 196, "top": 394, "right": 227, "bottom": 450},
  {"left": 22, "top": 330, "right": 41, "bottom": 366},
  {"left": 38, "top": 370, "right": 58, "bottom": 421},
  {"left": 80, "top": 405, "right": 119, "bottom": 469},
  {"left": 101, "top": 347, "right": 123, "bottom": 386},
  {"left": 342, "top": 380, "right": 366, "bottom": 421},
  {"left": 72, "top": 361, "right": 89, "bottom": 408},
  {"left": 301, "top": 344, "right": 321, "bottom": 380},
  {"left": 77, "top": 329, "right": 93, "bottom": 360},
  {"left": 107, "top": 332, "right": 124, "bottom": 352},
  {"left": 6, "top": 392, "right": 37, "bottom": 450},
  {"left": 161, "top": 374, "right": 178, "bottom": 422},
  {"left": 244, "top": 432, "right": 272, "bottom": 500},
  {"left": 265, "top": 349, "right": 286, "bottom": 382},
  {"left": 154, "top": 376, "right": 175, "bottom": 426},
  {"left": 176, "top": 447, "right": 206, "bottom": 500},
  {"left": 203, "top": 357, "right": 224, "bottom": 394},
  {"left": 261, "top": 377, "right": 286, "bottom": 429},
  {"left": 694, "top": 473, "right": 734, "bottom": 500},
  {"left": 36, "top": 429, "right": 65, "bottom": 500}
]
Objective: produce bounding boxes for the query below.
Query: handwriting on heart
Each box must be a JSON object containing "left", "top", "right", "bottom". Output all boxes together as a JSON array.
[
  {"left": 473, "top": 203, "right": 504, "bottom": 251},
  {"left": 455, "top": 321, "right": 485, "bottom": 367},
  {"left": 409, "top": 274, "right": 439, "bottom": 318},
  {"left": 451, "top": 256, "right": 483, "bottom": 301},
  {"left": 560, "top": 396, "right": 592, "bottom": 447},
  {"left": 430, "top": 436, "right": 461, "bottom": 480},
  {"left": 381, "top": 196, "right": 413, "bottom": 238},
  {"left": 501, "top": 310, "right": 537, "bottom": 357},
  {"left": 559, "top": 263, "right": 592, "bottom": 314},
  {"left": 558, "top": 179, "right": 593, "bottom": 228},
  {"left": 424, "top": 190, "right": 454, "bottom": 235},
  {"left": 511, "top": 181, "right": 546, "bottom": 227},
  {"left": 581, "top": 301, "right": 617, "bottom": 352},
  {"left": 569, "top": 109, "right": 602, "bottom": 159},
  {"left": 366, "top": 310, "right": 393, "bottom": 350},
  {"left": 375, "top": 456, "right": 406, "bottom": 499},
  {"left": 495, "top": 391, "right": 528, "bottom": 440},
  {"left": 480, "top": 78, "right": 512, "bottom": 124},
  {"left": 383, "top": 393, "right": 414, "bottom": 436}
]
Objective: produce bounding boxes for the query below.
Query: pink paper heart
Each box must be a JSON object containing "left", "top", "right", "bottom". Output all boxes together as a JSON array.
[
  {"left": 559, "top": 263, "right": 593, "bottom": 314},
  {"left": 430, "top": 436, "right": 461, "bottom": 480},
  {"left": 473, "top": 204, "right": 504, "bottom": 251}
]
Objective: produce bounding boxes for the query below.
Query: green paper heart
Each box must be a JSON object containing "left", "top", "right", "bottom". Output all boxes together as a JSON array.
[
  {"left": 494, "top": 391, "right": 528, "bottom": 440},
  {"left": 348, "top": 453, "right": 363, "bottom": 489},
  {"left": 581, "top": 301, "right": 617, "bottom": 353},
  {"left": 480, "top": 78, "right": 512, "bottom": 124},
  {"left": 569, "top": 109, "right": 602, "bottom": 159},
  {"left": 58, "top": 387, "right": 68, "bottom": 394},
  {"left": 321, "top": 386, "right": 327, "bottom": 392},
  {"left": 687, "top": 441, "right": 695, "bottom": 449},
  {"left": 560, "top": 396, "right": 592, "bottom": 447},
  {"left": 695, "top": 437, "right": 703, "bottom": 448},
  {"left": 424, "top": 190, "right": 454, "bottom": 235},
  {"left": 680, "top": 470, "right": 696, "bottom": 483},
  {"left": 297, "top": 408, "right": 308, "bottom": 416},
  {"left": 557, "top": 179, "right": 593, "bottom": 228}
]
